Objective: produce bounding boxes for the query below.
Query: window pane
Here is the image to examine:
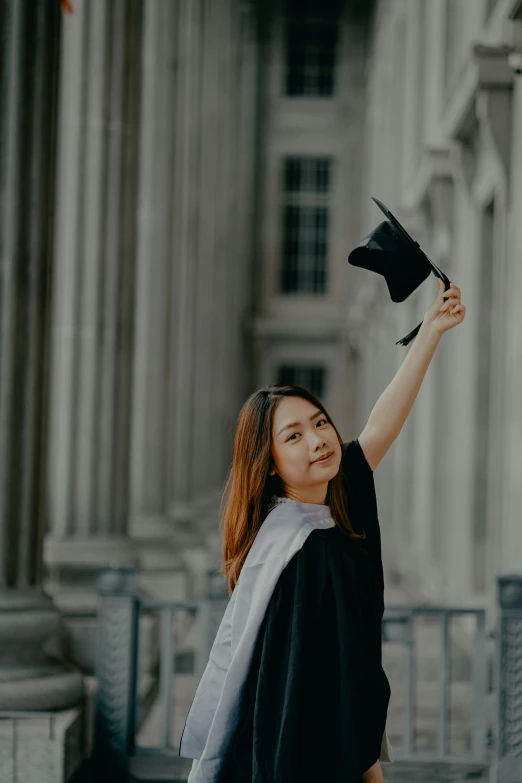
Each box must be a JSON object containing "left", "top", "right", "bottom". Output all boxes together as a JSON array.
[
  {"left": 283, "top": 157, "right": 330, "bottom": 193},
  {"left": 283, "top": 0, "right": 340, "bottom": 98},
  {"left": 280, "top": 157, "right": 331, "bottom": 295},
  {"left": 276, "top": 364, "right": 327, "bottom": 399}
]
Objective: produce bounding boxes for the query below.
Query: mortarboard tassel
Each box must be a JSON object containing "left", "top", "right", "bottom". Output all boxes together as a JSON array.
[{"left": 395, "top": 320, "right": 423, "bottom": 346}]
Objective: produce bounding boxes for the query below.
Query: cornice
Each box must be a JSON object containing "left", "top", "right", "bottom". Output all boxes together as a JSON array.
[{"left": 442, "top": 44, "right": 515, "bottom": 193}]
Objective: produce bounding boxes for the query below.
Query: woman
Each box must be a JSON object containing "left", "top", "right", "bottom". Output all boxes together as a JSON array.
[{"left": 179, "top": 279, "right": 465, "bottom": 782}]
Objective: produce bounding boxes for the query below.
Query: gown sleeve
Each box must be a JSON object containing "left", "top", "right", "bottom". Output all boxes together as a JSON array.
[
  {"left": 217, "top": 523, "right": 391, "bottom": 783},
  {"left": 340, "top": 437, "right": 382, "bottom": 562}
]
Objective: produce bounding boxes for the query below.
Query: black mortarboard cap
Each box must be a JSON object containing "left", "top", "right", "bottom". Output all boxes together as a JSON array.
[{"left": 348, "top": 197, "right": 451, "bottom": 346}]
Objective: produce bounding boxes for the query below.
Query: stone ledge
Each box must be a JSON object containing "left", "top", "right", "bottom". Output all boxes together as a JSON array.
[{"left": 0, "top": 707, "right": 86, "bottom": 783}]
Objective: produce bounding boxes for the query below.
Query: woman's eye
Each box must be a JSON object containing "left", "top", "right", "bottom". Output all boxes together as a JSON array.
[{"left": 287, "top": 419, "right": 328, "bottom": 441}]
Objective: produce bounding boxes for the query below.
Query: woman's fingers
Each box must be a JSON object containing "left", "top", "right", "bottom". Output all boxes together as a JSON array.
[
  {"left": 451, "top": 304, "right": 466, "bottom": 316},
  {"left": 442, "top": 285, "right": 461, "bottom": 299},
  {"left": 439, "top": 297, "right": 460, "bottom": 311}
]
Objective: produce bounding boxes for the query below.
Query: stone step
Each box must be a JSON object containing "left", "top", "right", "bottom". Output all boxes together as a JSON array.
[
  {"left": 72, "top": 756, "right": 492, "bottom": 783},
  {"left": 129, "top": 755, "right": 193, "bottom": 782},
  {"left": 71, "top": 756, "right": 491, "bottom": 783},
  {"left": 381, "top": 759, "right": 490, "bottom": 782}
]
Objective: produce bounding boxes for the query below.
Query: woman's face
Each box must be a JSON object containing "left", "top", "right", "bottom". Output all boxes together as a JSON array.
[{"left": 269, "top": 396, "right": 341, "bottom": 504}]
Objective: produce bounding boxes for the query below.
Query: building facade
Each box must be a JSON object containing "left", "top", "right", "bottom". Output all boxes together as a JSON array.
[
  {"left": 354, "top": 0, "right": 522, "bottom": 613},
  {"left": 252, "top": 0, "right": 373, "bottom": 434}
]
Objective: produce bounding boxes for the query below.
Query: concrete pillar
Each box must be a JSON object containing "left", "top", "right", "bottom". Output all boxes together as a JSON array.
[
  {"left": 128, "top": 0, "right": 189, "bottom": 600},
  {"left": 235, "top": 1, "right": 258, "bottom": 399},
  {"left": 162, "top": 0, "right": 220, "bottom": 599},
  {"left": 43, "top": 0, "right": 143, "bottom": 670},
  {"left": 216, "top": 0, "right": 258, "bottom": 494},
  {"left": 0, "top": 0, "right": 84, "bottom": 711},
  {"left": 167, "top": 0, "right": 203, "bottom": 533},
  {"left": 186, "top": 0, "right": 221, "bottom": 514},
  {"left": 167, "top": 0, "right": 259, "bottom": 593},
  {"left": 503, "top": 76, "right": 522, "bottom": 575},
  {"left": 214, "top": 0, "right": 241, "bottom": 481}
]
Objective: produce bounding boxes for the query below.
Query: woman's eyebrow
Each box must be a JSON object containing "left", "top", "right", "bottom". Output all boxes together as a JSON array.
[{"left": 276, "top": 410, "right": 323, "bottom": 437}]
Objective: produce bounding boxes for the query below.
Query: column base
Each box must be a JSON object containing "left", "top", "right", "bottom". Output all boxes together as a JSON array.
[
  {"left": 0, "top": 588, "right": 85, "bottom": 711},
  {"left": 129, "top": 514, "right": 190, "bottom": 601},
  {"left": 169, "top": 498, "right": 223, "bottom": 599},
  {"left": 0, "top": 671, "right": 84, "bottom": 712},
  {"left": 43, "top": 536, "right": 142, "bottom": 673}
]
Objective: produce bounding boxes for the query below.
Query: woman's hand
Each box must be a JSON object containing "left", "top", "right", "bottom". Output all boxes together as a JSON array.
[
  {"left": 423, "top": 278, "right": 466, "bottom": 336},
  {"left": 361, "top": 759, "right": 385, "bottom": 782}
]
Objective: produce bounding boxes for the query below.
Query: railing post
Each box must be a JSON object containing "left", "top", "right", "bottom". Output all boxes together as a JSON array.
[
  {"left": 492, "top": 574, "right": 522, "bottom": 783},
  {"left": 191, "top": 570, "right": 229, "bottom": 681},
  {"left": 382, "top": 608, "right": 415, "bottom": 758},
  {"left": 92, "top": 564, "right": 139, "bottom": 780}
]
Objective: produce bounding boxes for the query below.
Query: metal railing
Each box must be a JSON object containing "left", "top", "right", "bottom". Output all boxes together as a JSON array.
[
  {"left": 91, "top": 565, "right": 224, "bottom": 778},
  {"left": 0, "top": 711, "right": 56, "bottom": 783},
  {"left": 381, "top": 605, "right": 488, "bottom": 763},
  {"left": 91, "top": 566, "right": 522, "bottom": 781},
  {"left": 132, "top": 598, "right": 214, "bottom": 756}
]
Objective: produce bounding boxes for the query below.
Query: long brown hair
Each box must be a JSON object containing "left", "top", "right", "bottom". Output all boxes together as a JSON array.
[{"left": 218, "top": 384, "right": 366, "bottom": 596}]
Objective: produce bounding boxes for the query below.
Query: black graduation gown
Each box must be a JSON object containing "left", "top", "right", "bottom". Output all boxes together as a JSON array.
[{"left": 217, "top": 438, "right": 391, "bottom": 783}]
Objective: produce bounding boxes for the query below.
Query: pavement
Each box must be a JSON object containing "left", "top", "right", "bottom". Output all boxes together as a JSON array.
[{"left": 381, "top": 760, "right": 489, "bottom": 782}]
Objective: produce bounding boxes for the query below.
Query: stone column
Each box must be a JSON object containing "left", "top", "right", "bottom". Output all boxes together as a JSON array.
[
  {"left": 128, "top": 0, "right": 189, "bottom": 600},
  {"left": 166, "top": 0, "right": 215, "bottom": 599},
  {"left": 163, "top": 1, "right": 260, "bottom": 595},
  {"left": 236, "top": 0, "right": 259, "bottom": 372},
  {"left": 43, "top": 0, "right": 143, "bottom": 670},
  {"left": 0, "top": 0, "right": 83, "bottom": 710},
  {"left": 182, "top": 0, "right": 217, "bottom": 513},
  {"left": 503, "top": 69, "right": 522, "bottom": 577},
  {"left": 214, "top": 0, "right": 240, "bottom": 481},
  {"left": 166, "top": 0, "right": 204, "bottom": 534},
  {"left": 215, "top": 0, "right": 259, "bottom": 488}
]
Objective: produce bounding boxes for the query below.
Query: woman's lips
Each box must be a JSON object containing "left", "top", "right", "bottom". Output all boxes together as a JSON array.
[{"left": 313, "top": 451, "right": 333, "bottom": 464}]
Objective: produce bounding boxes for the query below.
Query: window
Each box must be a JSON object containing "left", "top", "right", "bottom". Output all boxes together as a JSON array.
[
  {"left": 283, "top": 0, "right": 341, "bottom": 97},
  {"left": 280, "top": 156, "right": 331, "bottom": 294},
  {"left": 277, "top": 364, "right": 326, "bottom": 399}
]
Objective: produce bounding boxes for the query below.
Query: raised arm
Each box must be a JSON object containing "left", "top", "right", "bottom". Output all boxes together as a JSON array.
[{"left": 358, "top": 280, "right": 465, "bottom": 472}]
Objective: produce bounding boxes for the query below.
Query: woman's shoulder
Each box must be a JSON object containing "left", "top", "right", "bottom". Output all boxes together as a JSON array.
[
  {"left": 339, "top": 437, "right": 381, "bottom": 560},
  {"left": 274, "top": 526, "right": 359, "bottom": 593},
  {"left": 291, "top": 525, "right": 362, "bottom": 566},
  {"left": 340, "top": 438, "right": 377, "bottom": 509},
  {"left": 341, "top": 437, "right": 374, "bottom": 478}
]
